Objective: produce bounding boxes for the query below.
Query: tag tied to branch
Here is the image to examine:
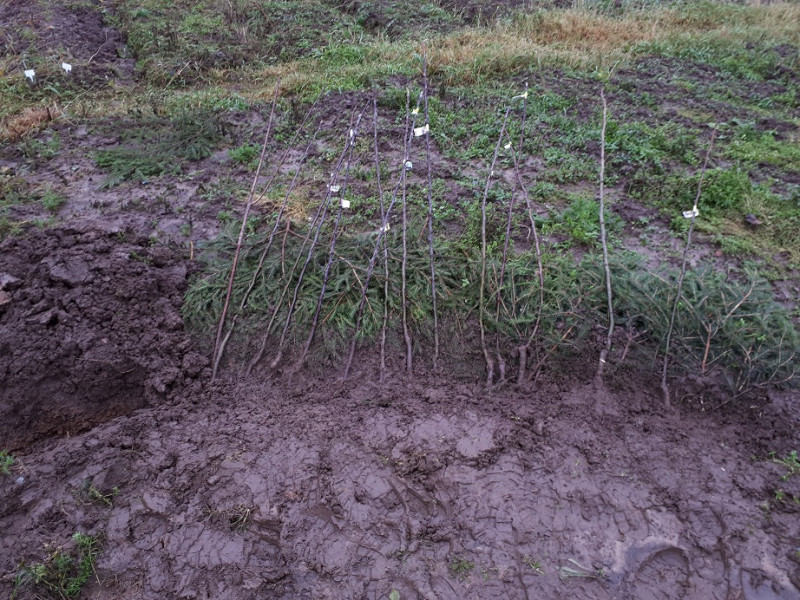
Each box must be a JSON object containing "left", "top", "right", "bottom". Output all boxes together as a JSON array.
[{"left": 413, "top": 124, "right": 429, "bottom": 137}]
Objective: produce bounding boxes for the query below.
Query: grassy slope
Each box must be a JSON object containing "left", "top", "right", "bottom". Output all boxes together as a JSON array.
[{"left": 1, "top": 0, "right": 798, "bottom": 393}]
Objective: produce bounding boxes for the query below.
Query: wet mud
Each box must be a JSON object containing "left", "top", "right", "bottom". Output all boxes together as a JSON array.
[
  {"left": 0, "top": 225, "right": 208, "bottom": 450},
  {"left": 1, "top": 235, "right": 799, "bottom": 598}
]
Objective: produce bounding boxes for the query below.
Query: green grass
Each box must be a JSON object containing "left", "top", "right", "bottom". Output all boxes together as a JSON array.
[
  {"left": 0, "top": 450, "right": 14, "bottom": 475},
  {"left": 13, "top": 533, "right": 101, "bottom": 600},
  {"left": 94, "top": 110, "right": 223, "bottom": 188},
  {"left": 727, "top": 130, "right": 800, "bottom": 171}
]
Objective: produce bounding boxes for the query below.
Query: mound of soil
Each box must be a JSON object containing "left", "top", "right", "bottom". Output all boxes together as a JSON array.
[
  {"left": 1, "top": 369, "right": 799, "bottom": 599},
  {"left": 0, "top": 224, "right": 798, "bottom": 599},
  {"left": 0, "top": 225, "right": 208, "bottom": 450}
]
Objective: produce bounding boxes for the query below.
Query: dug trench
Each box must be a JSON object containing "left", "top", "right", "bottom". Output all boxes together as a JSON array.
[{"left": 1, "top": 226, "right": 799, "bottom": 599}]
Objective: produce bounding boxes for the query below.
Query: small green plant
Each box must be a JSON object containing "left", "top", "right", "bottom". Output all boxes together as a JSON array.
[
  {"left": 229, "top": 505, "right": 253, "bottom": 533},
  {"left": 228, "top": 143, "right": 260, "bottom": 167},
  {"left": 448, "top": 555, "right": 475, "bottom": 581},
  {"left": 73, "top": 480, "right": 119, "bottom": 507},
  {"left": 0, "top": 449, "right": 14, "bottom": 475},
  {"left": 388, "top": 590, "right": 400, "bottom": 600},
  {"left": 543, "top": 194, "right": 621, "bottom": 247},
  {"left": 523, "top": 555, "right": 545, "bottom": 575},
  {"left": 13, "top": 533, "right": 101, "bottom": 599},
  {"left": 19, "top": 134, "right": 61, "bottom": 160},
  {"left": 770, "top": 451, "right": 800, "bottom": 482},
  {"left": 40, "top": 189, "right": 67, "bottom": 213}
]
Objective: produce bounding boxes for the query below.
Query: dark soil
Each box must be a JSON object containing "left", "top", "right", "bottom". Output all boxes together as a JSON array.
[
  {"left": 0, "top": 225, "right": 798, "bottom": 599},
  {"left": 0, "top": 225, "right": 208, "bottom": 450},
  {"left": 1, "top": 330, "right": 799, "bottom": 598},
  {"left": 1, "top": 2, "right": 799, "bottom": 598}
]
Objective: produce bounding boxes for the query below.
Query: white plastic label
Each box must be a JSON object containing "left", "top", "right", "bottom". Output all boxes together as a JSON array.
[
  {"left": 24, "top": 69, "right": 35, "bottom": 81},
  {"left": 404, "top": 160, "right": 413, "bottom": 170},
  {"left": 62, "top": 62, "right": 72, "bottom": 73},
  {"left": 329, "top": 184, "right": 341, "bottom": 193},
  {"left": 413, "top": 124, "right": 429, "bottom": 137},
  {"left": 341, "top": 199, "right": 351, "bottom": 209},
  {"left": 682, "top": 207, "right": 699, "bottom": 219}
]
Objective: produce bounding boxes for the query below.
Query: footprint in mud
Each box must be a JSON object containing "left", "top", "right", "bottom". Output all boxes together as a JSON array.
[{"left": 628, "top": 546, "right": 690, "bottom": 600}]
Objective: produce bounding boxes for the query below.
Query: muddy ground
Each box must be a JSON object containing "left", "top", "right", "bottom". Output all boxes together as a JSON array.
[
  {"left": 1, "top": 227, "right": 799, "bottom": 599},
  {"left": 1, "top": 0, "right": 799, "bottom": 598}
]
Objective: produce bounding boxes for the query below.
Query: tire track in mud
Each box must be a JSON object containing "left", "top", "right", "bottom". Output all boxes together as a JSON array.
[{"left": 2, "top": 376, "right": 799, "bottom": 600}]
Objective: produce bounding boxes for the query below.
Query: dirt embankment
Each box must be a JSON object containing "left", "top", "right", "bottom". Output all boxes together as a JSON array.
[
  {"left": 0, "top": 225, "right": 208, "bottom": 450},
  {"left": 0, "top": 226, "right": 798, "bottom": 599}
]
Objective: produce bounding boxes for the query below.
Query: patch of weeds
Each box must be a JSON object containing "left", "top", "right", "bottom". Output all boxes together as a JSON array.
[
  {"left": 13, "top": 533, "right": 101, "bottom": 600},
  {"left": 388, "top": 590, "right": 401, "bottom": 600},
  {"left": 448, "top": 555, "right": 475, "bottom": 581},
  {"left": 40, "top": 188, "right": 67, "bottom": 213},
  {"left": 228, "top": 142, "right": 259, "bottom": 168},
  {"left": 72, "top": 480, "right": 119, "bottom": 507},
  {"left": 541, "top": 147, "right": 597, "bottom": 184},
  {"left": 541, "top": 194, "right": 622, "bottom": 247},
  {"left": 523, "top": 555, "right": 545, "bottom": 575},
  {"left": 0, "top": 449, "right": 15, "bottom": 475},
  {"left": 727, "top": 130, "right": 800, "bottom": 171},
  {"left": 632, "top": 167, "right": 752, "bottom": 220},
  {"left": 94, "top": 110, "right": 223, "bottom": 188},
  {"left": 19, "top": 133, "right": 61, "bottom": 160},
  {"left": 229, "top": 505, "right": 254, "bottom": 533},
  {"left": 770, "top": 451, "right": 800, "bottom": 482}
]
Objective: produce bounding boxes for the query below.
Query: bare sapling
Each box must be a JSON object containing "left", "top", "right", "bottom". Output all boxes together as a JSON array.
[
  {"left": 594, "top": 87, "right": 614, "bottom": 388},
  {"left": 479, "top": 107, "right": 512, "bottom": 386},
  {"left": 239, "top": 104, "right": 322, "bottom": 306},
  {"left": 248, "top": 109, "right": 361, "bottom": 373},
  {"left": 495, "top": 82, "right": 544, "bottom": 387},
  {"left": 373, "top": 97, "right": 389, "bottom": 382},
  {"left": 344, "top": 94, "right": 423, "bottom": 380},
  {"left": 421, "top": 48, "right": 440, "bottom": 372},
  {"left": 294, "top": 108, "right": 366, "bottom": 371},
  {"left": 212, "top": 82, "right": 280, "bottom": 379},
  {"left": 661, "top": 124, "right": 718, "bottom": 407},
  {"left": 401, "top": 90, "right": 414, "bottom": 375},
  {"left": 213, "top": 115, "right": 322, "bottom": 377}
]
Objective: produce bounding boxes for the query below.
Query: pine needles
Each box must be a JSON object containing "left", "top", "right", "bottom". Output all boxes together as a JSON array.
[{"left": 94, "top": 110, "right": 223, "bottom": 189}]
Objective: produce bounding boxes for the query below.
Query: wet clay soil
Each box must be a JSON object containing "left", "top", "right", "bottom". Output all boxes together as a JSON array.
[{"left": 1, "top": 227, "right": 800, "bottom": 600}]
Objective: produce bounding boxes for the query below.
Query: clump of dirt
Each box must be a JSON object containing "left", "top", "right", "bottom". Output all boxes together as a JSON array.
[
  {"left": 0, "top": 224, "right": 209, "bottom": 450},
  {"left": 0, "top": 0, "right": 127, "bottom": 78}
]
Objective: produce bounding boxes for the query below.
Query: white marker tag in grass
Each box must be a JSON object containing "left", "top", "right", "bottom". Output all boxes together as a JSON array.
[
  {"left": 504, "top": 142, "right": 512, "bottom": 150},
  {"left": 413, "top": 124, "right": 429, "bottom": 137},
  {"left": 512, "top": 91, "right": 528, "bottom": 100},
  {"left": 380, "top": 223, "right": 390, "bottom": 233},
  {"left": 24, "top": 69, "right": 35, "bottom": 82},
  {"left": 404, "top": 160, "right": 413, "bottom": 170},
  {"left": 61, "top": 62, "right": 72, "bottom": 73},
  {"left": 349, "top": 129, "right": 355, "bottom": 139},
  {"left": 341, "top": 199, "right": 351, "bottom": 209},
  {"left": 411, "top": 107, "right": 420, "bottom": 116},
  {"left": 329, "top": 184, "right": 341, "bottom": 194},
  {"left": 682, "top": 207, "right": 699, "bottom": 219}
]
